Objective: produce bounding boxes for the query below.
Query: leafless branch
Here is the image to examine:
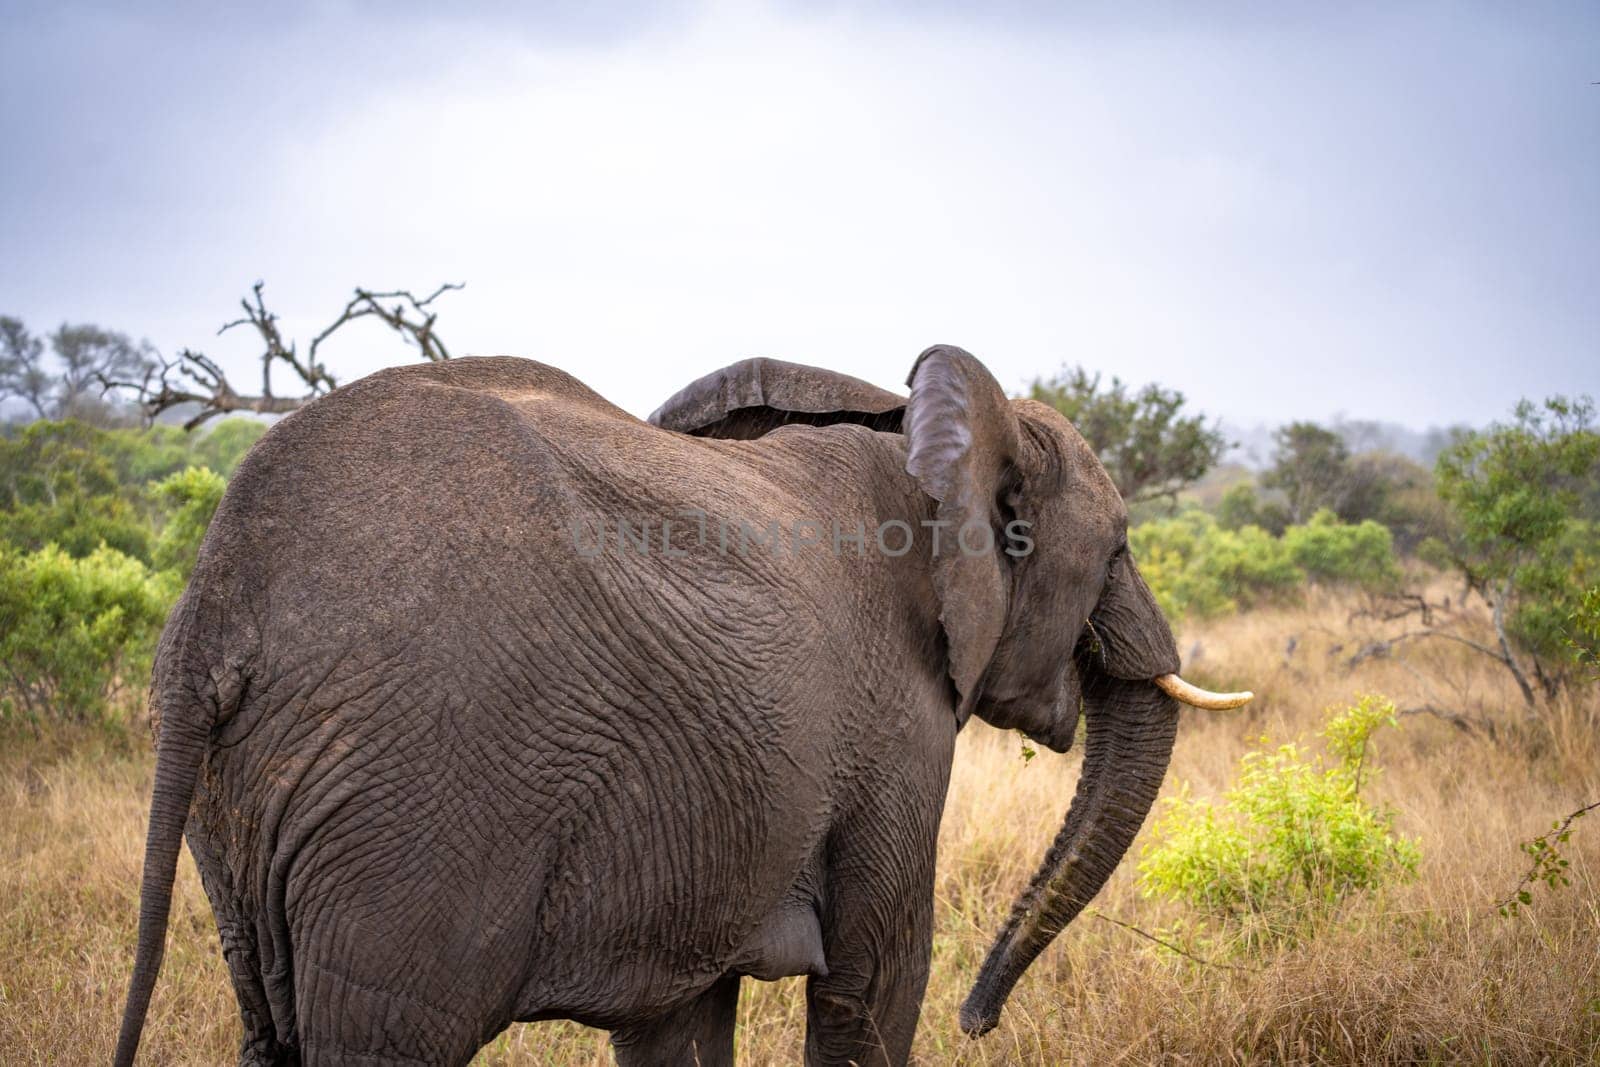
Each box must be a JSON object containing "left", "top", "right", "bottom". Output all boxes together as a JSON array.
[
  {"left": 1398, "top": 704, "right": 1495, "bottom": 738},
  {"left": 306, "top": 283, "right": 461, "bottom": 368},
  {"left": 102, "top": 280, "right": 463, "bottom": 428},
  {"left": 1344, "top": 629, "right": 1507, "bottom": 670},
  {"left": 1347, "top": 590, "right": 1439, "bottom": 627}
]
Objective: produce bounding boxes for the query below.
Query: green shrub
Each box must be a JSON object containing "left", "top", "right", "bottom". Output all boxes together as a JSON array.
[
  {"left": 0, "top": 421, "right": 252, "bottom": 727},
  {"left": 1133, "top": 510, "right": 1402, "bottom": 620},
  {"left": 0, "top": 418, "right": 263, "bottom": 565},
  {"left": 189, "top": 418, "right": 266, "bottom": 476},
  {"left": 1502, "top": 520, "right": 1600, "bottom": 672},
  {"left": 1424, "top": 396, "right": 1600, "bottom": 699},
  {"left": 0, "top": 544, "right": 174, "bottom": 723},
  {"left": 1139, "top": 696, "right": 1420, "bottom": 935},
  {"left": 0, "top": 419, "right": 153, "bottom": 560},
  {"left": 1568, "top": 585, "right": 1600, "bottom": 680},
  {"left": 0, "top": 492, "right": 152, "bottom": 561},
  {"left": 1282, "top": 509, "right": 1401, "bottom": 590},
  {"left": 1216, "top": 482, "right": 1290, "bottom": 536},
  {"left": 151, "top": 466, "right": 226, "bottom": 579},
  {"left": 1132, "top": 512, "right": 1300, "bottom": 618}
]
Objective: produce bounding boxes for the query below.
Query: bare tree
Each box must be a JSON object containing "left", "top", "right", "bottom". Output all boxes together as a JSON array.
[
  {"left": 52, "top": 325, "right": 158, "bottom": 421},
  {"left": 0, "top": 316, "right": 52, "bottom": 419},
  {"left": 1, "top": 317, "right": 156, "bottom": 423},
  {"left": 106, "top": 281, "right": 463, "bottom": 429}
]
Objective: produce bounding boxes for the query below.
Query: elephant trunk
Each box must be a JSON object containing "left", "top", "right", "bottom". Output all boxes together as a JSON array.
[{"left": 959, "top": 673, "right": 1179, "bottom": 1036}]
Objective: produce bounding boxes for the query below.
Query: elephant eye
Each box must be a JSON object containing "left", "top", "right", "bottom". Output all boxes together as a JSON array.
[{"left": 1106, "top": 542, "right": 1127, "bottom": 582}]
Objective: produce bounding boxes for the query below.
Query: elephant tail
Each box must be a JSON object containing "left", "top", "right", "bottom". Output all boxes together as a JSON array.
[{"left": 113, "top": 604, "right": 235, "bottom": 1066}]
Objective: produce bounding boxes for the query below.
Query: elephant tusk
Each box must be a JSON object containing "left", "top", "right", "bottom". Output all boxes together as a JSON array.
[{"left": 1153, "top": 673, "right": 1253, "bottom": 710}]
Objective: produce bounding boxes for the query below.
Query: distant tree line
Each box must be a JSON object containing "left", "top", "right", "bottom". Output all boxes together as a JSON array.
[
  {"left": 1219, "top": 421, "right": 1450, "bottom": 552},
  {"left": 1026, "top": 363, "right": 1600, "bottom": 711}
]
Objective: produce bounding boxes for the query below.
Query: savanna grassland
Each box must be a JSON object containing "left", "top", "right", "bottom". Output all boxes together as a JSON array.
[{"left": 5, "top": 583, "right": 1596, "bottom": 1065}]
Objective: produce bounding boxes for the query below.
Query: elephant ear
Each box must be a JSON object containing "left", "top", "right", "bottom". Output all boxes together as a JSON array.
[
  {"left": 904, "top": 345, "right": 1024, "bottom": 717},
  {"left": 648, "top": 357, "right": 905, "bottom": 440}
]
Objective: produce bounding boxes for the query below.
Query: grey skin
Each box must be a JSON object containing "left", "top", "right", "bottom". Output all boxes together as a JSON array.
[{"left": 115, "top": 345, "right": 1203, "bottom": 1066}]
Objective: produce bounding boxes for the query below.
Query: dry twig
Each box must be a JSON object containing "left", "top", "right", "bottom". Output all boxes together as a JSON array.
[
  {"left": 1089, "top": 911, "right": 1258, "bottom": 973},
  {"left": 99, "top": 280, "right": 463, "bottom": 429}
]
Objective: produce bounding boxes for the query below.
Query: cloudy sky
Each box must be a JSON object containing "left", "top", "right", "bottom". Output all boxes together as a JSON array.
[{"left": 2, "top": 1, "right": 1595, "bottom": 430}]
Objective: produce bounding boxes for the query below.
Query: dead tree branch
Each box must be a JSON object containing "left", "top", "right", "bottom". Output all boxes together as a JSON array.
[
  {"left": 1398, "top": 704, "right": 1495, "bottom": 738},
  {"left": 1348, "top": 590, "right": 1438, "bottom": 627},
  {"left": 100, "top": 280, "right": 463, "bottom": 429},
  {"left": 1344, "top": 629, "right": 1506, "bottom": 670}
]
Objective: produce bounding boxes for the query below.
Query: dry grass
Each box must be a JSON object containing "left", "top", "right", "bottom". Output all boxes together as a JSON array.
[{"left": 4, "top": 588, "right": 1598, "bottom": 1064}]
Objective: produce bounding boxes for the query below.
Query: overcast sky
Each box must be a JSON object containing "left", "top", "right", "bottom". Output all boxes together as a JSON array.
[{"left": 2, "top": 1, "right": 1596, "bottom": 430}]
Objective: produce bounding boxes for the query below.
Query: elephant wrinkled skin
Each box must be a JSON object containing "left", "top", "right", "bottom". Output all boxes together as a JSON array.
[{"left": 115, "top": 346, "right": 1232, "bottom": 1066}]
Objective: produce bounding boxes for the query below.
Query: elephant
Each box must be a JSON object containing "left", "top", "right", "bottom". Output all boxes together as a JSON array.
[{"left": 114, "top": 345, "right": 1249, "bottom": 1066}]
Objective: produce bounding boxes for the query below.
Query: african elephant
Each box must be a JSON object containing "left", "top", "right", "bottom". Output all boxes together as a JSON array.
[{"left": 115, "top": 345, "right": 1248, "bottom": 1066}]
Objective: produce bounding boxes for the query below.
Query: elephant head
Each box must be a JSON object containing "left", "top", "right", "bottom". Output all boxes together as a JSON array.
[
  {"left": 652, "top": 345, "right": 1251, "bottom": 1036},
  {"left": 900, "top": 344, "right": 1249, "bottom": 1034}
]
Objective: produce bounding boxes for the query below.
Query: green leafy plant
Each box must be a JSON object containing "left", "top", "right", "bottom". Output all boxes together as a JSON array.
[
  {"left": 1282, "top": 509, "right": 1401, "bottom": 589},
  {"left": 0, "top": 419, "right": 257, "bottom": 728},
  {"left": 151, "top": 466, "right": 226, "bottom": 579},
  {"left": 1496, "top": 801, "right": 1599, "bottom": 917},
  {"left": 1215, "top": 483, "right": 1290, "bottom": 536},
  {"left": 1569, "top": 585, "right": 1600, "bottom": 679},
  {"left": 0, "top": 543, "right": 173, "bottom": 724},
  {"left": 0, "top": 418, "right": 263, "bottom": 565},
  {"left": 1139, "top": 696, "right": 1419, "bottom": 939},
  {"left": 1131, "top": 510, "right": 1398, "bottom": 620},
  {"left": 1423, "top": 395, "right": 1600, "bottom": 704}
]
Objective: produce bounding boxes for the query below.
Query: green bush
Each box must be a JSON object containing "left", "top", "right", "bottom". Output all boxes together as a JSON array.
[
  {"left": 1132, "top": 511, "right": 1301, "bottom": 618},
  {"left": 1139, "top": 696, "right": 1420, "bottom": 935},
  {"left": 0, "top": 420, "right": 154, "bottom": 560},
  {"left": 0, "top": 416, "right": 260, "bottom": 726},
  {"left": 1567, "top": 585, "right": 1600, "bottom": 680},
  {"left": 1501, "top": 519, "right": 1600, "bottom": 670},
  {"left": 1215, "top": 482, "right": 1290, "bottom": 536},
  {"left": 151, "top": 466, "right": 226, "bottom": 579},
  {"left": 189, "top": 418, "right": 266, "bottom": 477},
  {"left": 0, "top": 418, "right": 262, "bottom": 567},
  {"left": 0, "top": 491, "right": 152, "bottom": 561},
  {"left": 1425, "top": 396, "right": 1600, "bottom": 698},
  {"left": 0, "top": 544, "right": 175, "bottom": 723},
  {"left": 1282, "top": 509, "right": 1401, "bottom": 589},
  {"left": 1133, "top": 509, "right": 1402, "bottom": 620}
]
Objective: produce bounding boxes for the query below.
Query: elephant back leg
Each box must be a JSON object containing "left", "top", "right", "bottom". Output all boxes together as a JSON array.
[
  {"left": 186, "top": 818, "right": 298, "bottom": 1065},
  {"left": 610, "top": 973, "right": 741, "bottom": 1067},
  {"left": 287, "top": 907, "right": 493, "bottom": 1067}
]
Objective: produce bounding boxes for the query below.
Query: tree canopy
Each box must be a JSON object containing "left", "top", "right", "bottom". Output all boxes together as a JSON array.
[
  {"left": 1028, "top": 366, "right": 1228, "bottom": 505},
  {"left": 1425, "top": 396, "right": 1600, "bottom": 703}
]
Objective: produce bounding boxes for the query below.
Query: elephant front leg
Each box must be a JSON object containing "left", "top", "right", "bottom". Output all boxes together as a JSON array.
[
  {"left": 804, "top": 824, "right": 938, "bottom": 1066},
  {"left": 610, "top": 972, "right": 741, "bottom": 1067}
]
